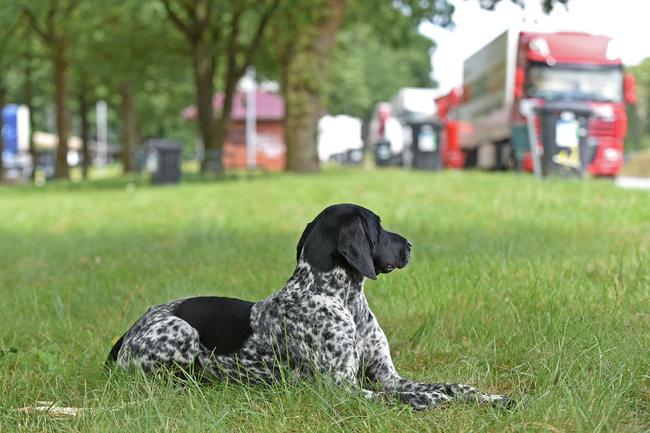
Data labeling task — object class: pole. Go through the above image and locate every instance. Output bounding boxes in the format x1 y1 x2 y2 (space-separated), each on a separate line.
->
96 100 108 167
245 67 257 171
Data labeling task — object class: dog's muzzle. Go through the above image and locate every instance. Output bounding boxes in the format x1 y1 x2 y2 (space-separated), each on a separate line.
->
398 239 412 268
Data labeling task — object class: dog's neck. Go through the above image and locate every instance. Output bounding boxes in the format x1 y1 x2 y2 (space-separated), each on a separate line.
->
289 259 365 305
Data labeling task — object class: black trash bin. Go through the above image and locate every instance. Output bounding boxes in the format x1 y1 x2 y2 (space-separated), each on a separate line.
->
535 102 593 177
408 121 442 170
374 139 394 167
146 140 182 185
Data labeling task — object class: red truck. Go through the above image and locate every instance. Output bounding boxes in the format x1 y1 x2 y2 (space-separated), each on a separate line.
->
445 29 636 176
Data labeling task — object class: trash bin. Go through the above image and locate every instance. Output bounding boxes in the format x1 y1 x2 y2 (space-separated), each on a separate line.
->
407 121 442 170
374 139 394 167
145 139 182 185
535 102 593 177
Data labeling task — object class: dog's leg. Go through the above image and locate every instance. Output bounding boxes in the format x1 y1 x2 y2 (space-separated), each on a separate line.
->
322 337 387 403
384 379 514 410
117 315 201 372
359 311 514 410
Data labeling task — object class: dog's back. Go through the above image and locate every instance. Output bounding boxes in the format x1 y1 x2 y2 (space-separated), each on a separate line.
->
105 296 255 369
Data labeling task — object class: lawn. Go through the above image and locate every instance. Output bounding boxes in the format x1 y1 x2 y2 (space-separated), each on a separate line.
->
1 169 648 432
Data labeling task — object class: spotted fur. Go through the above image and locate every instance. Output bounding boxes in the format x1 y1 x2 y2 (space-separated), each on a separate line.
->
109 204 514 410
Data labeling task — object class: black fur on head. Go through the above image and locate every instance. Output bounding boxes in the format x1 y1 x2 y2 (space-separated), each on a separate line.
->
296 204 411 280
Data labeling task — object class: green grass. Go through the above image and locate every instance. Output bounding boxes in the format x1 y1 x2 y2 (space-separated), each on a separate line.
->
1 169 649 432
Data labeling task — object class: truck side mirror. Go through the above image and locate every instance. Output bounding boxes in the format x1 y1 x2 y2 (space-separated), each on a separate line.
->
515 67 525 99
450 87 461 106
624 72 637 105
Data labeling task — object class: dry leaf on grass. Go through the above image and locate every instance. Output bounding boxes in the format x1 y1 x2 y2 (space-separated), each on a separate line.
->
14 401 85 417
14 398 147 417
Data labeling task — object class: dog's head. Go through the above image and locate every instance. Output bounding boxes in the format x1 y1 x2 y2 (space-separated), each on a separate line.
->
296 204 411 280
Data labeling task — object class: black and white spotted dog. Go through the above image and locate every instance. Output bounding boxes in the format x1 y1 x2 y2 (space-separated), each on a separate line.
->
107 204 514 410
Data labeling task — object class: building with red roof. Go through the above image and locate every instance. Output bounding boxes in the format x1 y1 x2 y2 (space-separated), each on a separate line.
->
183 89 286 171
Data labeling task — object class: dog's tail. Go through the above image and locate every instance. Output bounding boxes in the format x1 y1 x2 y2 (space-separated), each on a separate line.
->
104 333 125 368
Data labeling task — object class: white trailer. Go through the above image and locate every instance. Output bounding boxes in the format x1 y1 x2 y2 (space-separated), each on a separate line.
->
455 29 519 168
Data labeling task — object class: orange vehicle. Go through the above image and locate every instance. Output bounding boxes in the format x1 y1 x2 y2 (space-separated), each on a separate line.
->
435 89 465 169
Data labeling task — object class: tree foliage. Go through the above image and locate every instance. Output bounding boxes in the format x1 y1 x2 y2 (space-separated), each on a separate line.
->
161 0 280 173
1 0 462 178
80 0 193 172
479 0 569 13
272 0 454 172
627 59 650 150
1 0 584 182
0 5 23 180
324 24 435 120
22 0 87 179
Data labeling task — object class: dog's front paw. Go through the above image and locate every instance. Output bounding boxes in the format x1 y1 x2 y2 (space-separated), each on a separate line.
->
483 394 517 410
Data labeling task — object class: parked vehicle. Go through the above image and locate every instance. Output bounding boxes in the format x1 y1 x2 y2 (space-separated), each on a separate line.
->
452 29 636 176
369 88 439 167
435 89 465 169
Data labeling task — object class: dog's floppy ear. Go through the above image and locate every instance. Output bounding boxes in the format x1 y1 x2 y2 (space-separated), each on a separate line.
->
296 222 313 262
337 216 376 280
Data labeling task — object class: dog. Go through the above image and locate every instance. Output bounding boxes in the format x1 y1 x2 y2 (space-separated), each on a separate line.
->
106 204 514 410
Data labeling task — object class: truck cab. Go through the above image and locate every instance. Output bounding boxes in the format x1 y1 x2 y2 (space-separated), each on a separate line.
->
515 31 634 176
455 29 635 176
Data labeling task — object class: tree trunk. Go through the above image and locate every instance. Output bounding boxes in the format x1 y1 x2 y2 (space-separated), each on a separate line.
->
191 38 217 174
283 0 347 172
0 85 5 181
213 73 237 153
284 68 321 172
78 80 91 179
119 79 137 173
52 42 70 179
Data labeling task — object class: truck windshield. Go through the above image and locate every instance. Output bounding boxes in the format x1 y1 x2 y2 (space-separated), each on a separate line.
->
527 64 623 102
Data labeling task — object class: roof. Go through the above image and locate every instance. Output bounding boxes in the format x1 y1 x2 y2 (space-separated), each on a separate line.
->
182 90 285 121
521 31 620 65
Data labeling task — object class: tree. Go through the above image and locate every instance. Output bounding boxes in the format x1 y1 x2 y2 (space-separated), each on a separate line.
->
274 0 571 173
68 4 101 179
84 1 170 174
627 59 650 150
67 1 194 176
273 0 453 172
23 0 84 179
479 0 569 13
161 0 280 174
324 24 436 120
273 0 347 173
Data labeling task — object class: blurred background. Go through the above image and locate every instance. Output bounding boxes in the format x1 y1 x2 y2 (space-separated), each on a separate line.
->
2 4 649 430
0 0 649 185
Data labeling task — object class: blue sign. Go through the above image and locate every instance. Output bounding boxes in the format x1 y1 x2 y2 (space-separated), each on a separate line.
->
2 104 19 154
